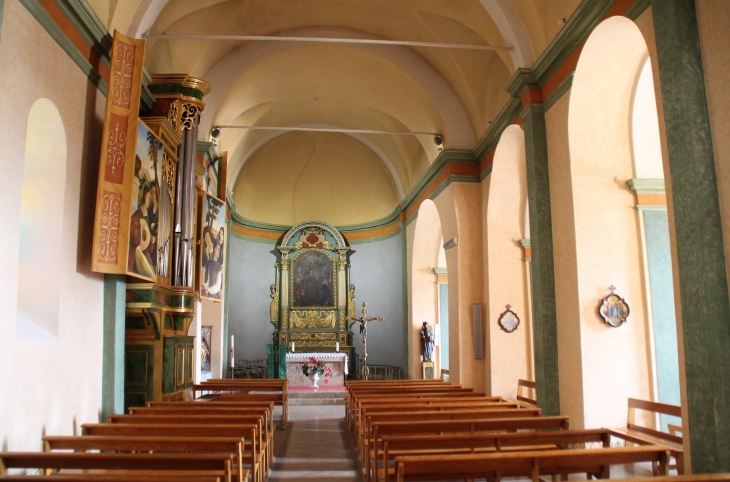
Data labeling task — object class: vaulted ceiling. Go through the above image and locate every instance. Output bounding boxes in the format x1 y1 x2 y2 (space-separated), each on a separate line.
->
88 0 581 226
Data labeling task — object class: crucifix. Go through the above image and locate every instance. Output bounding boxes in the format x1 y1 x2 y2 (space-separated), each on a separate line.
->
346 301 384 370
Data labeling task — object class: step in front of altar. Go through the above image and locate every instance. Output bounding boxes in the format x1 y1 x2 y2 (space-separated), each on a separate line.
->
289 388 346 405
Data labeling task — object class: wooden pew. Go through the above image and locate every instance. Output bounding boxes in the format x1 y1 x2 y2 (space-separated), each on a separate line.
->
43 436 246 482
360 408 543 475
0 475 224 482
196 392 288 429
0 453 236 482
373 428 612 482
128 406 273 471
103 417 263 482
80 425 256 482
516 378 537 406
607 398 684 474
354 400 522 442
348 392 499 430
393 445 671 482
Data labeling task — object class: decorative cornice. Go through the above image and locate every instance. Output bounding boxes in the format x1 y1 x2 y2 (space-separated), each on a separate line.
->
625 0 651 20
519 239 531 250
506 68 538 98
433 268 448 276
473 96 523 163
148 74 212 100
530 0 616 89
626 178 666 195
19 0 156 111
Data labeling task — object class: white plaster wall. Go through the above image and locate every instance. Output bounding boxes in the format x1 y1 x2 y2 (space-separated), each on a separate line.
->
0 1 105 450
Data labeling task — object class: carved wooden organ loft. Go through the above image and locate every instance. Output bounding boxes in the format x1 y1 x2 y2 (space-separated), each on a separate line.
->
89 32 222 409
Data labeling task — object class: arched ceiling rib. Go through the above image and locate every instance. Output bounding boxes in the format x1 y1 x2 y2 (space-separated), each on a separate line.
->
102 0 583 226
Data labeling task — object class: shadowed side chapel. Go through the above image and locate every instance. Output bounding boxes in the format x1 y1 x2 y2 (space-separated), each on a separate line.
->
2 0 730 479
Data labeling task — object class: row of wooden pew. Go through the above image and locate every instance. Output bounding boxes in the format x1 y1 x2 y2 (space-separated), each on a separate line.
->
0 378 288 482
346 379 690 482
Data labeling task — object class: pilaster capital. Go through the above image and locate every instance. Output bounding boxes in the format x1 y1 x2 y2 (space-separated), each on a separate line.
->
506 67 538 98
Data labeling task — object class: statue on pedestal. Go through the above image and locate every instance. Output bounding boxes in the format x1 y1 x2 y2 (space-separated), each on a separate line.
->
269 284 279 322
420 322 435 362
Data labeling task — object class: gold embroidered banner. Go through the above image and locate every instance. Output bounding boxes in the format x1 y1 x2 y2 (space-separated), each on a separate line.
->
91 31 146 275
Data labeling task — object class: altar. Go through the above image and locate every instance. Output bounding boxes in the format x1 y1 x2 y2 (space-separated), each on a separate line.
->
286 352 348 387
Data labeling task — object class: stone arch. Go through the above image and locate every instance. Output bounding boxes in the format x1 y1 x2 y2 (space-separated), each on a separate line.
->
16 98 67 340
483 124 532 398
560 16 658 429
409 199 445 378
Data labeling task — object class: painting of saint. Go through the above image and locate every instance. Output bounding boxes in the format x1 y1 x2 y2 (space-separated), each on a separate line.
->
127 121 163 281
292 251 335 308
201 326 212 373
200 193 226 301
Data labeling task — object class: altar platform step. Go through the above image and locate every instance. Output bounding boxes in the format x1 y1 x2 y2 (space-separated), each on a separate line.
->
289 387 346 405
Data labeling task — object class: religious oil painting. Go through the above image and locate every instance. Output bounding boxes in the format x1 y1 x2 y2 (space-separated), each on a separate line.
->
292 251 335 308
127 121 163 282
201 326 212 373
200 193 226 302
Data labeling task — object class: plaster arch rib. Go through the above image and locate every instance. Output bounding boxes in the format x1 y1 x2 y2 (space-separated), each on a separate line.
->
477 0 535 68
198 27 475 150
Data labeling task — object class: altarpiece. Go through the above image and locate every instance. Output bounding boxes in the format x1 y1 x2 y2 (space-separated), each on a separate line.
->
270 221 355 375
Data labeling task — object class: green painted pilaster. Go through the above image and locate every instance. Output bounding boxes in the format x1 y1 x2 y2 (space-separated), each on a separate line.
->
101 274 125 420
522 102 560 417
652 0 730 472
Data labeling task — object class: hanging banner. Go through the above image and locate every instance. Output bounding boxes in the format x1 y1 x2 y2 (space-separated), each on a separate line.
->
91 31 146 275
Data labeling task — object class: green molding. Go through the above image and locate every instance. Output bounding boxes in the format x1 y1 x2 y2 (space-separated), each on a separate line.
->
20 0 106 92
506 67 538 98
433 268 448 276
0 0 5 47
625 0 651 20
398 150 477 210
530 0 616 89
519 239 531 250
55 0 111 66
21 0 155 110
626 178 666 195
473 96 523 161
148 83 205 101
347 228 402 245
544 72 575 112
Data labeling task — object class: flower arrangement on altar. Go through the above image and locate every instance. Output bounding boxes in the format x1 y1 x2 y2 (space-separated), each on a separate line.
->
301 357 332 378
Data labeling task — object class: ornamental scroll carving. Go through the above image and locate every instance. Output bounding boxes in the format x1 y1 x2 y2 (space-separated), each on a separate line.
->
97 191 121 264
104 113 128 184
290 311 336 329
112 41 135 108
181 103 200 130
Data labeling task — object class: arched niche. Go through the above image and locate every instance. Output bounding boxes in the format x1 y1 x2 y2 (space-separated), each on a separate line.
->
16 98 67 340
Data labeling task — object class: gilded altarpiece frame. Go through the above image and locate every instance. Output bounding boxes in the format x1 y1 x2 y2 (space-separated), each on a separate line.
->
271 222 352 360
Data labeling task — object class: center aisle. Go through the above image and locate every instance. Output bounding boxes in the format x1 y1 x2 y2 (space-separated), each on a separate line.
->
268 405 364 482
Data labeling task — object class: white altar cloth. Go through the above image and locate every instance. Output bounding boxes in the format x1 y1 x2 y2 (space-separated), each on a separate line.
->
286 352 348 387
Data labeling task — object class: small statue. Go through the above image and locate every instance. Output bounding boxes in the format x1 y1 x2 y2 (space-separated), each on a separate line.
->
347 284 356 319
269 284 279 322
420 322 435 362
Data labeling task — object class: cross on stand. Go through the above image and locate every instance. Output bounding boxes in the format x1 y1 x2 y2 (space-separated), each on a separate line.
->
346 302 384 379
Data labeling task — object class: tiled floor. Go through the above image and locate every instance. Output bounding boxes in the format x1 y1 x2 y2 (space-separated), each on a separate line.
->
269 405 363 481
266 406 657 482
